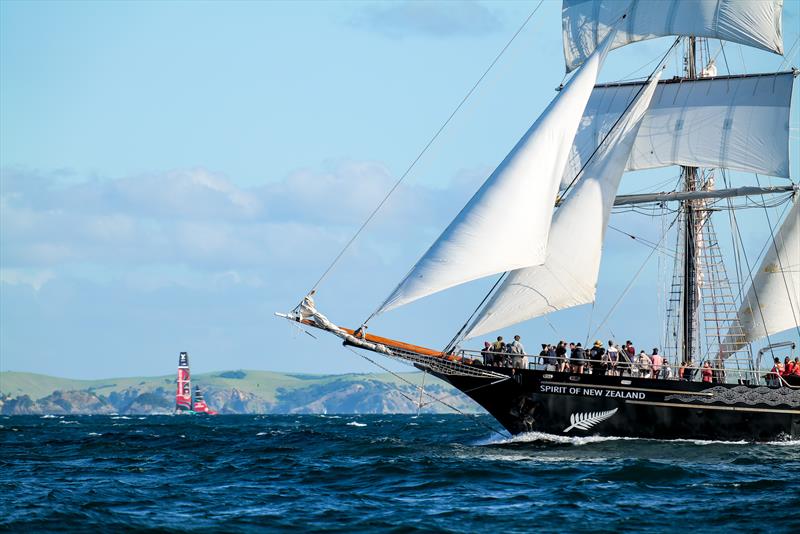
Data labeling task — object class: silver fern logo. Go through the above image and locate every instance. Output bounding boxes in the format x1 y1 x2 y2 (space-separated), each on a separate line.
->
563 408 618 433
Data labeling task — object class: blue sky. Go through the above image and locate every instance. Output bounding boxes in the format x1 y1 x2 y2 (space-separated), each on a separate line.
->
1 0 798 379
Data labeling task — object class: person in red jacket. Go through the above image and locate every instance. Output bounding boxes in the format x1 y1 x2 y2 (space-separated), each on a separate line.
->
793 357 800 376
781 357 792 376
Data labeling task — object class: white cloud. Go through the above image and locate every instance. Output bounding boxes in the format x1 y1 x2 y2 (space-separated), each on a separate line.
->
0 162 485 280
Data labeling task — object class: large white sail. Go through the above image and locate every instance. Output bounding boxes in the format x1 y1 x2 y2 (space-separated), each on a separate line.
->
562 72 794 188
375 32 617 315
464 70 661 340
731 197 800 348
562 0 783 72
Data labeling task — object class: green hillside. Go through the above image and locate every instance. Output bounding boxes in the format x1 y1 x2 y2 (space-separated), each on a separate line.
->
0 370 437 403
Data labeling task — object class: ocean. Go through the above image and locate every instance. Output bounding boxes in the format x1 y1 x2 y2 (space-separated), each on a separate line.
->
2 414 798 532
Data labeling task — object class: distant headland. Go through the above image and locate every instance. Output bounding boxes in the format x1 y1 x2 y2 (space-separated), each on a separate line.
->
0 370 480 415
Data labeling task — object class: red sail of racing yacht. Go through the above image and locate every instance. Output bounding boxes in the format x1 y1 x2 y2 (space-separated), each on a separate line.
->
175 352 192 412
192 386 217 415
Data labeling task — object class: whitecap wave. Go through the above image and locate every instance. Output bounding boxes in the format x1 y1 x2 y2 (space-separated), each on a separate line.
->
346 421 367 427
40 414 58 419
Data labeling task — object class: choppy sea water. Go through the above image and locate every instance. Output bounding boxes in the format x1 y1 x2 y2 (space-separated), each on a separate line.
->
2 414 799 532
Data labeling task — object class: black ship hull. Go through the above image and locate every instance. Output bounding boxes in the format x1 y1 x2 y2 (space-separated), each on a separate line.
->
434 368 800 441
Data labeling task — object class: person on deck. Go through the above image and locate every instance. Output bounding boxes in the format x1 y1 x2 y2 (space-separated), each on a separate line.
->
651 349 663 379
766 357 783 386
546 344 558 371
572 343 585 374
539 344 549 368
607 341 619 376
556 341 568 372
590 340 606 375
481 342 493 366
625 340 636 362
492 336 505 367
510 335 526 369
793 357 800 376
702 361 713 383
683 359 697 381
782 357 793 376
637 350 652 378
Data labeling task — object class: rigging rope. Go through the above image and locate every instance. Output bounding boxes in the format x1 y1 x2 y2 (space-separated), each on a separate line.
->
305 1 545 296
341 344 508 438
443 272 507 353
754 174 800 338
728 195 774 349
559 37 681 201
590 213 680 340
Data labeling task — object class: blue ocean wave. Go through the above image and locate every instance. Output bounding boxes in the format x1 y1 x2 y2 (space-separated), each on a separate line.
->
2 414 799 532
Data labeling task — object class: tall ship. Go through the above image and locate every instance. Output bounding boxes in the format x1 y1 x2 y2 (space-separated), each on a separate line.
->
175 352 217 415
279 0 799 441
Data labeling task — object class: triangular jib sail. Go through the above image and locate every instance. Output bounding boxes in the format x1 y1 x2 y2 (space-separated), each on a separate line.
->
562 0 783 72
376 30 618 315
465 69 662 340
729 197 800 349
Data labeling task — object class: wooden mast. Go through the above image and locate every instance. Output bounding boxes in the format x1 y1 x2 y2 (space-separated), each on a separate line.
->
681 36 700 365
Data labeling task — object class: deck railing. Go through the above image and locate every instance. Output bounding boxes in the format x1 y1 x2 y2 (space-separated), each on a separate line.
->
453 348 795 387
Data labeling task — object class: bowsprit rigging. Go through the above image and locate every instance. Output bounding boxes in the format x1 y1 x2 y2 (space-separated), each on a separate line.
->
277 0 799 441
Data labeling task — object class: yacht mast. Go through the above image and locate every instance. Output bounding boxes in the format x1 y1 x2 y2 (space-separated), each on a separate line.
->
681 36 700 364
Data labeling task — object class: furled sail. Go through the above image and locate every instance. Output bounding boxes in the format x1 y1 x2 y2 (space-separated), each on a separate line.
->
374 32 617 315
730 197 800 348
464 70 662 340
562 0 784 72
561 72 794 188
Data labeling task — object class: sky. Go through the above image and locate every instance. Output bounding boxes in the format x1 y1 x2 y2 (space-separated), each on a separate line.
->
1 0 799 379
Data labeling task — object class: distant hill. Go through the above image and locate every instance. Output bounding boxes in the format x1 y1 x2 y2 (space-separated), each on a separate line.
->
0 370 483 415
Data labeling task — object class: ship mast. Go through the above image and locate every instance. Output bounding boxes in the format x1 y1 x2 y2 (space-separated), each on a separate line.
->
680 36 700 364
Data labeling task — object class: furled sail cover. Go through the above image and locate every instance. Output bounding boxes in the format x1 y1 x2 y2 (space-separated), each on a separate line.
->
375 33 617 315
732 197 800 348
561 72 794 189
464 71 661 340
562 0 783 72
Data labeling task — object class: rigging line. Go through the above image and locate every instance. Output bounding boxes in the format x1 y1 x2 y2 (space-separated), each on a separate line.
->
342 345 508 438
719 41 731 75
417 376 512 409
728 196 773 350
305 1 545 296
584 300 597 348
591 213 679 340
443 272 508 354
778 33 800 70
560 37 681 201
607 225 677 258
754 174 800 338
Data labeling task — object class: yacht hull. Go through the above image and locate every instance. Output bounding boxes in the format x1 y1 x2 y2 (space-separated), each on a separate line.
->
435 368 800 441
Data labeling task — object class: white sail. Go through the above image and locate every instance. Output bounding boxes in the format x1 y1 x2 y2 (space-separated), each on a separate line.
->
732 197 800 347
563 0 783 72
464 71 662 340
562 72 794 188
374 32 617 315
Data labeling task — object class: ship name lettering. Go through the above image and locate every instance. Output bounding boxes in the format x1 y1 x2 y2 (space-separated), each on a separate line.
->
540 385 567 394
604 390 645 400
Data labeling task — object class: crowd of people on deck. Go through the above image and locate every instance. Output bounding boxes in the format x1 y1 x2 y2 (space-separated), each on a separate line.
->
766 356 800 385
474 336 755 382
